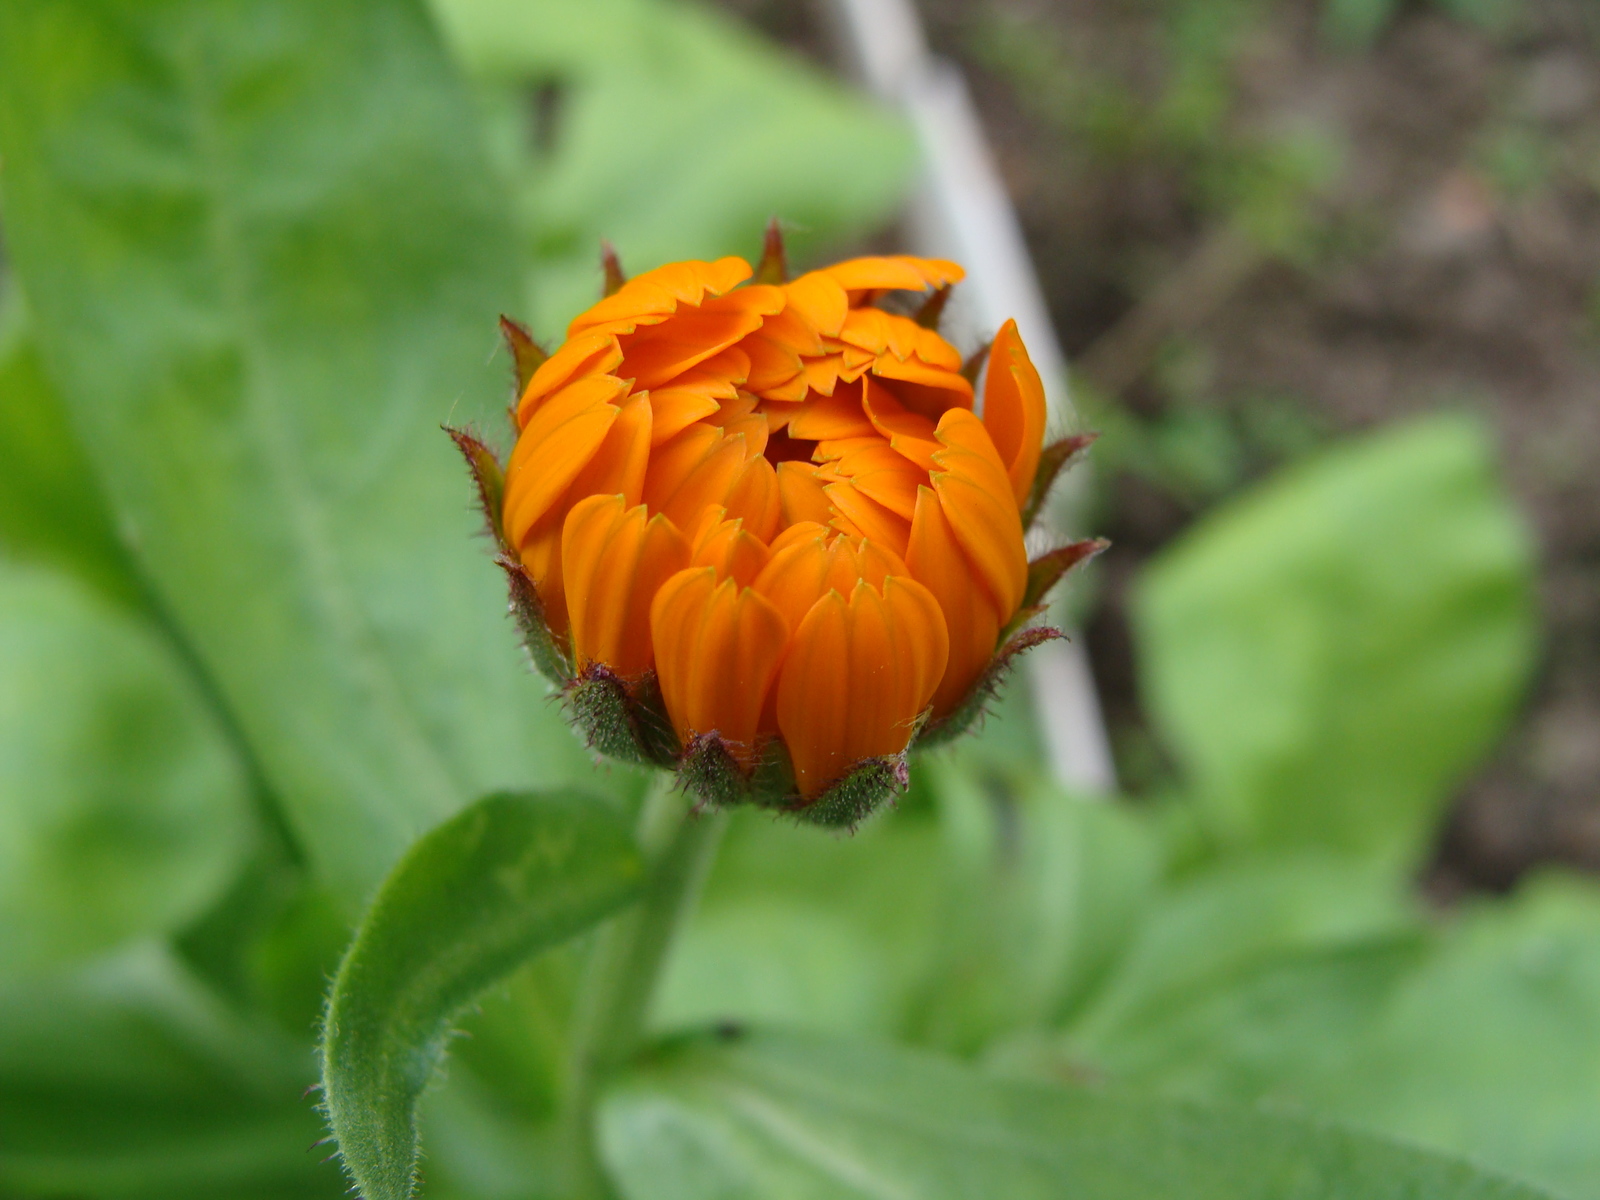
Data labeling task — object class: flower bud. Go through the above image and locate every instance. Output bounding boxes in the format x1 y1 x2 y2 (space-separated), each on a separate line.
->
454 232 1103 825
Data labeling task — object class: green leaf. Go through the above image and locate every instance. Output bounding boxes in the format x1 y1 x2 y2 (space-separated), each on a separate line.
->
673 805 950 1041
320 788 645 1200
1132 414 1537 868
1052 854 1427 1104
911 767 1166 1052
656 899 895 1038
0 560 251 974
598 1029 1558 1200
430 0 915 334
1310 873 1600 1200
0 943 343 1199
1320 0 1402 47
0 0 609 906
0 327 146 610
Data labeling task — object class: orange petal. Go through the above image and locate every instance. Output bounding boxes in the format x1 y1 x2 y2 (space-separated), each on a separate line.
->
870 355 974 416
518 515 569 640
861 376 940 471
822 255 966 296
782 271 850 339
645 428 750 531
569 257 753 338
723 454 781 543
619 290 778 390
775 577 947 799
828 440 924 520
503 375 627 548
751 531 831 632
651 570 789 762
776 461 835 527
786 379 876 441
906 484 1002 714
562 496 690 678
561 395 652 508
882 575 950 727
517 332 623 426
982 319 1048 509
930 409 1028 617
823 479 911 558
691 513 772 589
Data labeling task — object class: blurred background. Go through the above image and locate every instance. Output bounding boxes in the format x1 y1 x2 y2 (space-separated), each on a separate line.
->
1 0 1598 1197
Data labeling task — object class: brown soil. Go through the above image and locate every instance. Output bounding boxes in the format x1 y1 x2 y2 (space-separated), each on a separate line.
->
724 0 1600 895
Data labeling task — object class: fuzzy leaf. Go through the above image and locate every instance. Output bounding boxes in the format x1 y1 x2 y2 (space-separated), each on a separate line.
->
320 789 644 1200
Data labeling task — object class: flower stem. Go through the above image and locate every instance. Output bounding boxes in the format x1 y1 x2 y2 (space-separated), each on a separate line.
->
562 780 728 1198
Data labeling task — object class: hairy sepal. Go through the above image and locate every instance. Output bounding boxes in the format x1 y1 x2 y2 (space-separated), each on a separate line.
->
497 315 547 401
566 664 680 769
799 754 911 829
495 554 572 684
446 424 509 550
916 625 1064 750
1023 537 1109 614
1023 432 1098 531
677 732 794 809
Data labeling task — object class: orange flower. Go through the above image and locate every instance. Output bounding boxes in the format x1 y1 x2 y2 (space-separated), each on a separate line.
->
457 228 1102 823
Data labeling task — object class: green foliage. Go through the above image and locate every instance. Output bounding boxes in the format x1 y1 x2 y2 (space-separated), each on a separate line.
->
321 789 644 1200
430 0 915 336
1311 874 1600 1200
0 560 251 975
0 943 343 1199
0 0 605 906
1133 414 1537 867
598 1029 1557 1200
0 329 146 610
1322 0 1521 48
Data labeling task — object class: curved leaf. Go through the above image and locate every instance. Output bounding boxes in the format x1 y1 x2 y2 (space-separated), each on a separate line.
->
1133 415 1537 868
0 561 251 974
599 1029 1558 1200
0 0 607 906
321 789 644 1200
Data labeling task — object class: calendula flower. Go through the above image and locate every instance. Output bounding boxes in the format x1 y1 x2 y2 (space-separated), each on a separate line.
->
453 227 1102 825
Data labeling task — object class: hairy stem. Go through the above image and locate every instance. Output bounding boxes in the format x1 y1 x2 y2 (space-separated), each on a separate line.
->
562 781 728 1198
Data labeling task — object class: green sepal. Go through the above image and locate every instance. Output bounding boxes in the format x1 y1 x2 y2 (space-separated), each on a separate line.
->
960 340 992 387
445 424 509 551
602 241 627 296
796 753 911 829
567 663 680 769
1023 432 1097 531
1022 537 1109 614
914 283 953 330
495 552 573 684
917 625 1063 750
497 315 547 400
676 732 797 811
754 218 788 285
